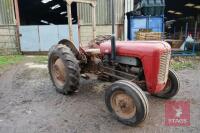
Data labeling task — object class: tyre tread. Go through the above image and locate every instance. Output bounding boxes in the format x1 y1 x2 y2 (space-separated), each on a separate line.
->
48 44 80 94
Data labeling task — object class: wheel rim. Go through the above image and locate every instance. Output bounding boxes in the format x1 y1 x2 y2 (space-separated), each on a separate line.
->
111 90 136 119
51 57 66 87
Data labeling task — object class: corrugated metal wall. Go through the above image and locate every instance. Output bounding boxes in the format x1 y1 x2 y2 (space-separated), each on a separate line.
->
115 0 124 24
0 0 15 25
78 0 125 25
0 0 18 55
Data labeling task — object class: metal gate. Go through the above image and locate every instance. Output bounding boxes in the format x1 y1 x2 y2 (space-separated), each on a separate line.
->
19 24 79 52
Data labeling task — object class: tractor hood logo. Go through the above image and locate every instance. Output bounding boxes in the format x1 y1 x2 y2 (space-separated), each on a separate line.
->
165 100 190 126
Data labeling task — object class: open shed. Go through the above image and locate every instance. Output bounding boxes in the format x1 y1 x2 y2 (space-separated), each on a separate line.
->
0 0 199 54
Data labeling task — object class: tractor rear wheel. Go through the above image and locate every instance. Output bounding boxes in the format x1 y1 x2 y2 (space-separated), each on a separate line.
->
48 44 80 95
154 69 180 99
105 80 149 126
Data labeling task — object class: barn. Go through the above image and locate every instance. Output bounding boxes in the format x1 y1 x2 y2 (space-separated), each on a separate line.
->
0 0 199 54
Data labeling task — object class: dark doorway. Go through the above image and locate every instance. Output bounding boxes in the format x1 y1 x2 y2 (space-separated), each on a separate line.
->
18 0 77 25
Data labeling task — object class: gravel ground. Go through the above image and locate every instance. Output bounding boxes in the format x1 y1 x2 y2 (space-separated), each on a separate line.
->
0 59 199 133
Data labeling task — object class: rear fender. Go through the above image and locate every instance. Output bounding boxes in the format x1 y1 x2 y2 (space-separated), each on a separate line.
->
58 39 81 59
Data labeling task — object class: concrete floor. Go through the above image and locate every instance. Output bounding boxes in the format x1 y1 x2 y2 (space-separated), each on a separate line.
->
0 59 199 133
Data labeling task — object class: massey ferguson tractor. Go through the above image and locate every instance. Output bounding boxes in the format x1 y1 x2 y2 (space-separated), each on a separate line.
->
48 0 180 126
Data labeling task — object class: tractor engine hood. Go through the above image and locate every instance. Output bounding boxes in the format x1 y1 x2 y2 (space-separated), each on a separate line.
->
100 41 171 58
100 41 171 94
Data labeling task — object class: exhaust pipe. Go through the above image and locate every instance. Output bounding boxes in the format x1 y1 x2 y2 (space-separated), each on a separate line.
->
111 0 116 61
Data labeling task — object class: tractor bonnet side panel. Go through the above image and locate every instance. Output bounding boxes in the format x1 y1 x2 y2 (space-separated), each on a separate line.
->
100 41 171 94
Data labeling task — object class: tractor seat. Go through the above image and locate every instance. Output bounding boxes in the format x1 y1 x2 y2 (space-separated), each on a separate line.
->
84 48 101 55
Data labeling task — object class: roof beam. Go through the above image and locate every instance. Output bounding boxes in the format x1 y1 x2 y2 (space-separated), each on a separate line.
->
66 0 96 6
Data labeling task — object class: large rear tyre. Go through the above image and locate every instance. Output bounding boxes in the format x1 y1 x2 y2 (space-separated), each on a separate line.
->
48 44 80 95
105 80 149 126
154 69 180 99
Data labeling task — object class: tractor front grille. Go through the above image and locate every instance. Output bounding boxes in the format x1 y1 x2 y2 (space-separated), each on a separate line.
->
158 51 171 83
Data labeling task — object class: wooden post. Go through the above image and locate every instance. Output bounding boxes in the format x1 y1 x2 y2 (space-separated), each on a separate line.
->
78 16 82 46
185 22 188 39
67 1 74 42
194 21 198 40
13 0 21 53
13 0 20 26
66 0 97 42
91 3 96 40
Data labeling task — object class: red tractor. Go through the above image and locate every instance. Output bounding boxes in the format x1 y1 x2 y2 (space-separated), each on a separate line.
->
48 0 180 126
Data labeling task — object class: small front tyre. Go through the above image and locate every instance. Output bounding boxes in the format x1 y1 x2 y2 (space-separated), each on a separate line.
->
154 69 180 99
105 80 149 126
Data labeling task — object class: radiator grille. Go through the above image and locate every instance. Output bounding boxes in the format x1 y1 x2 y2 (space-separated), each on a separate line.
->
158 51 171 83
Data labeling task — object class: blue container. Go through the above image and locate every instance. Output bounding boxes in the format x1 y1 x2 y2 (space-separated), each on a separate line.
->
128 16 164 40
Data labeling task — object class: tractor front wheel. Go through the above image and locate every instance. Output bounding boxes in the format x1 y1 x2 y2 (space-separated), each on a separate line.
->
48 44 80 95
105 80 149 126
154 69 180 99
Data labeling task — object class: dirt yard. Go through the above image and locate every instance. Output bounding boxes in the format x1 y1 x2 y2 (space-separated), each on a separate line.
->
0 56 199 133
